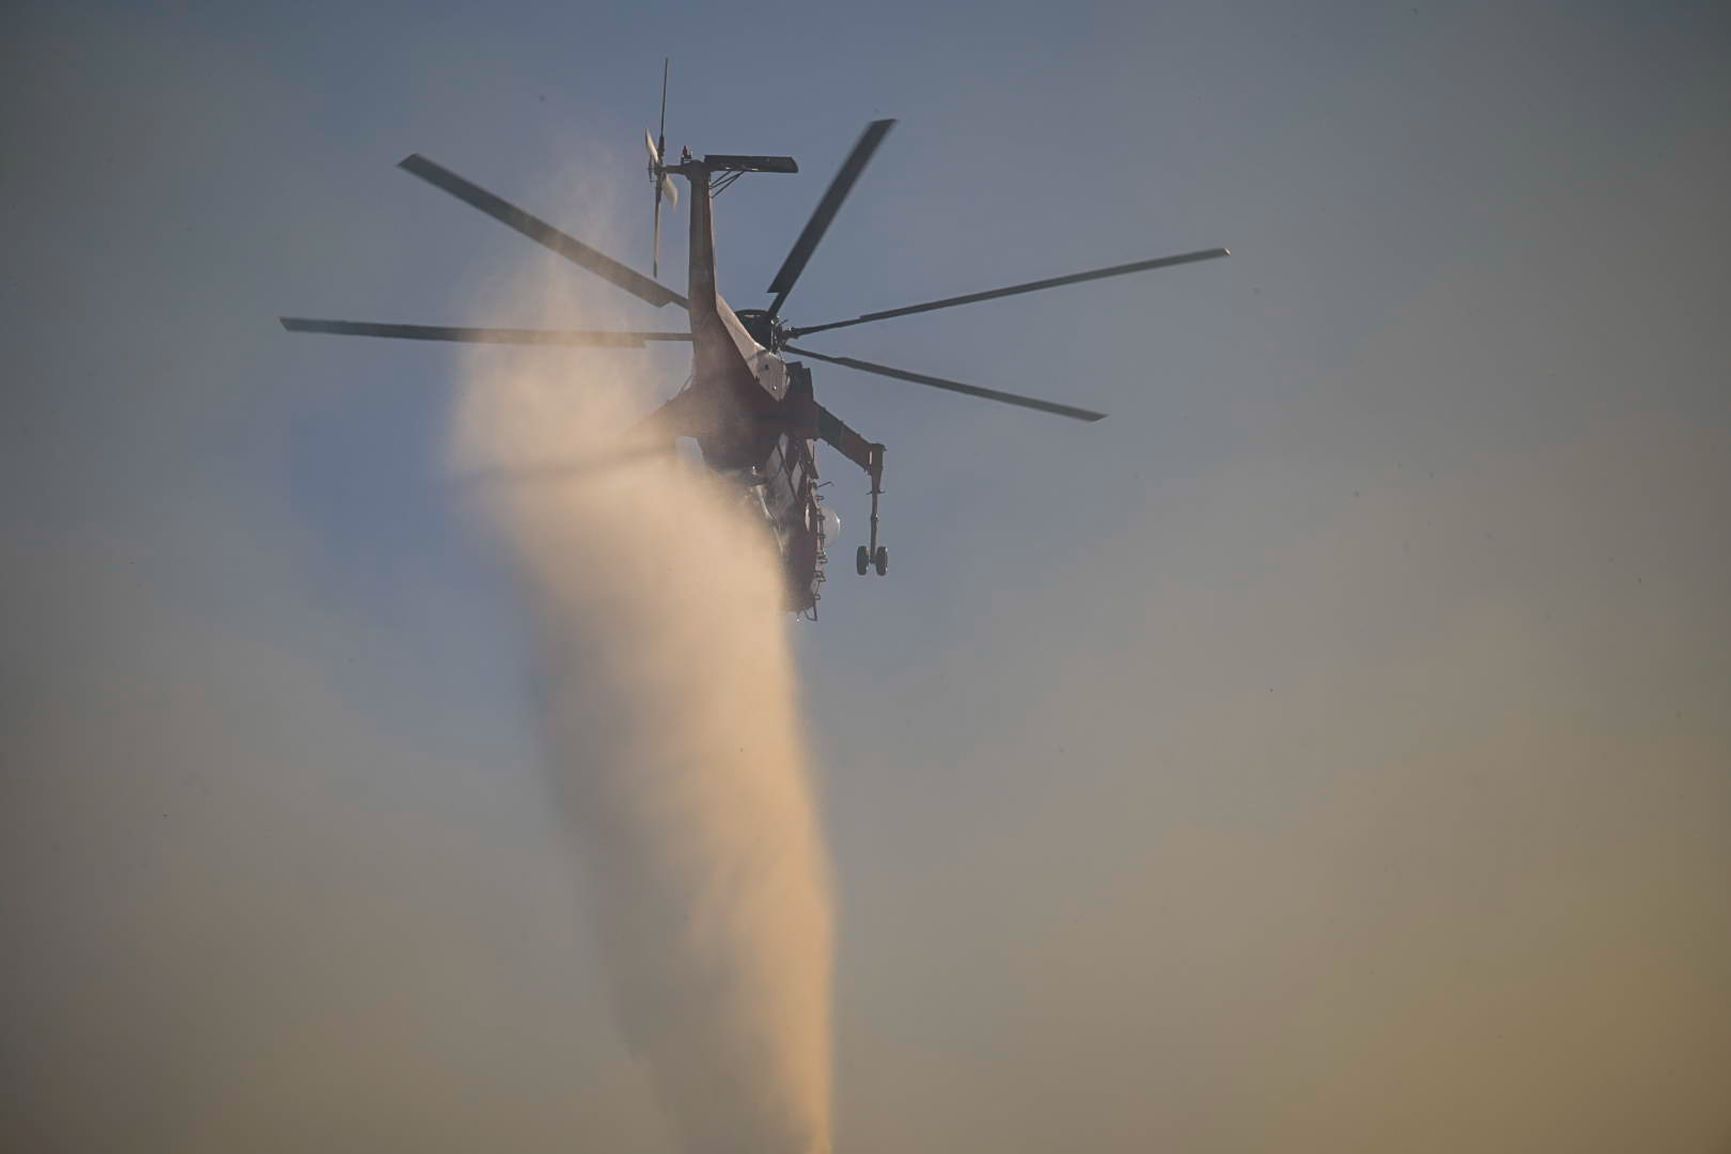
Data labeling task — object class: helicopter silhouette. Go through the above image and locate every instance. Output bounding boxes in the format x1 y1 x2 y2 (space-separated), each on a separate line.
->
282 65 1228 616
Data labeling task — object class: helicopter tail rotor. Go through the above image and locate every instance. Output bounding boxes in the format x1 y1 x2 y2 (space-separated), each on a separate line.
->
646 58 679 277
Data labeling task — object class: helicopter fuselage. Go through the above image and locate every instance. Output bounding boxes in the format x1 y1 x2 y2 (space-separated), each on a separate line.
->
282 115 1196 617
663 157 839 614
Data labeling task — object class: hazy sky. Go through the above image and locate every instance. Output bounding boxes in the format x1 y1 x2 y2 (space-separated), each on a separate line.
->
5 2 1729 1151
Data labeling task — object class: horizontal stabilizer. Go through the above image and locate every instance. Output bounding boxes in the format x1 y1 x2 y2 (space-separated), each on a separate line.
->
703 154 799 174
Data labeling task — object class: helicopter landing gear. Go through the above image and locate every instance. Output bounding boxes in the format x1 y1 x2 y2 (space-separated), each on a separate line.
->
857 445 887 577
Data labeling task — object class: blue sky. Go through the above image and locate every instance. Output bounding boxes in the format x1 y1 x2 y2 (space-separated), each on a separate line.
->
5 2 1730 1150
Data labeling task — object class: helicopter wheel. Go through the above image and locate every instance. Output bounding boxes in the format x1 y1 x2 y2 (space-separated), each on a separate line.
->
856 545 870 576
873 545 889 577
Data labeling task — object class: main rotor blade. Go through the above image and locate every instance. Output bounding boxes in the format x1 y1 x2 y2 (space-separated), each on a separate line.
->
398 154 687 309
786 247 1230 338
784 344 1105 422
281 318 692 346
765 119 895 318
455 443 678 488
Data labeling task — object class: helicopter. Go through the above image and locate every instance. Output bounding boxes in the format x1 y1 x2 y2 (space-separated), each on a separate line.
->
282 67 1228 617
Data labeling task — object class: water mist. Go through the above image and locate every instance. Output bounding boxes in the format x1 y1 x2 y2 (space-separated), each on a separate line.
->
453 256 834 1154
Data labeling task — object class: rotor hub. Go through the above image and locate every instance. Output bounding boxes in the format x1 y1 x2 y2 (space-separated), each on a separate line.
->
733 308 786 353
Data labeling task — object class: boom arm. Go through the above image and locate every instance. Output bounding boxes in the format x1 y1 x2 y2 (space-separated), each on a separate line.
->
815 404 882 484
